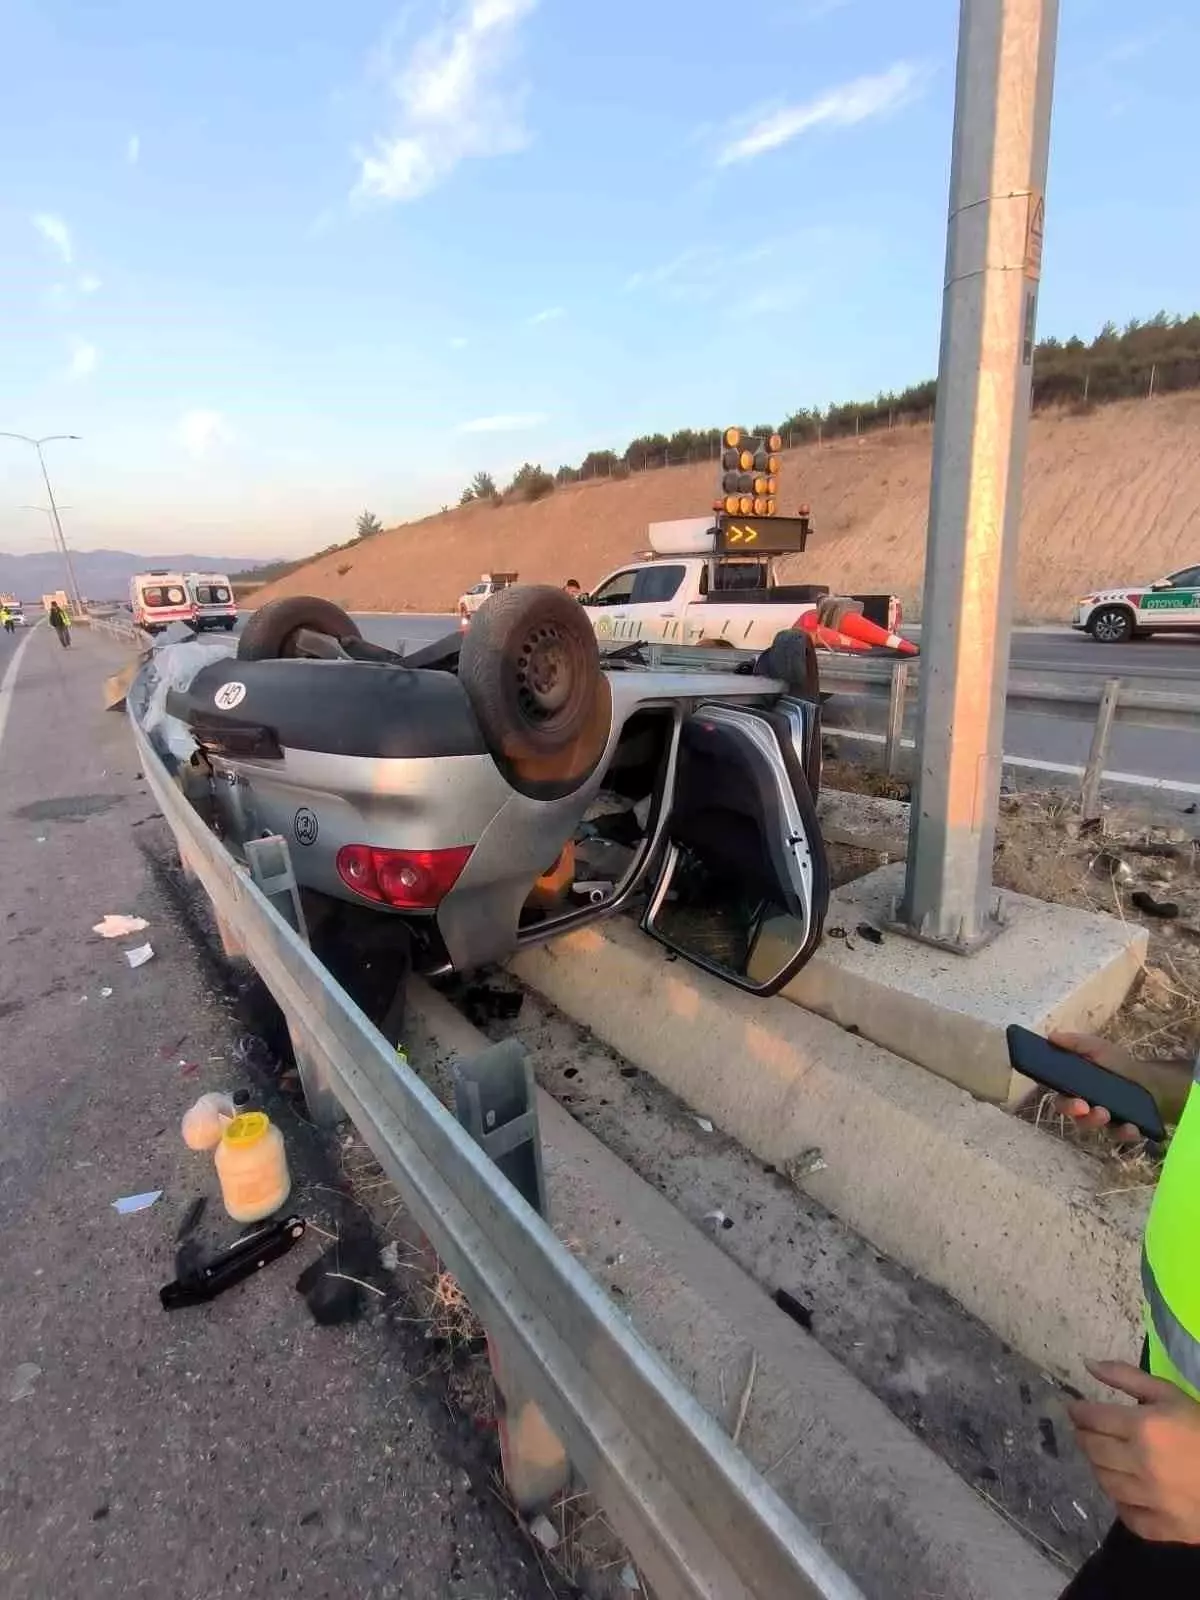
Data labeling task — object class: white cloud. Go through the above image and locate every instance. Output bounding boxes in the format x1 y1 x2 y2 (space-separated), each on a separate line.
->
176 409 230 459
458 412 547 434
66 340 98 381
33 213 73 265
127 133 141 165
78 274 102 295
716 62 925 166
527 306 564 325
354 0 538 204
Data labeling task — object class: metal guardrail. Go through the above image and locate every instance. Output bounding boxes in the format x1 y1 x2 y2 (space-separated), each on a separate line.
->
125 691 862 1600
640 642 1200 813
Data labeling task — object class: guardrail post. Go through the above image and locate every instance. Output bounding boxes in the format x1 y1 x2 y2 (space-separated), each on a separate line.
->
452 1038 566 1509
1080 678 1121 824
884 660 910 777
288 1022 343 1127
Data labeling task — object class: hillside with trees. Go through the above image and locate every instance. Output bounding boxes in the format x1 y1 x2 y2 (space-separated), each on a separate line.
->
250 385 1200 623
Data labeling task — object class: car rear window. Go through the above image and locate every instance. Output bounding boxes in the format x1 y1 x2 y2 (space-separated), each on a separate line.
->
194 584 231 605
142 585 187 608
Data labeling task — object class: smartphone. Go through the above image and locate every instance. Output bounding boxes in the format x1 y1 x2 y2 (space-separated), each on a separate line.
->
1005 1024 1165 1141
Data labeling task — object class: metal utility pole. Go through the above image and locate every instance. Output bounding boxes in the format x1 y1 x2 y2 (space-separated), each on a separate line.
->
899 0 1059 950
0 432 86 616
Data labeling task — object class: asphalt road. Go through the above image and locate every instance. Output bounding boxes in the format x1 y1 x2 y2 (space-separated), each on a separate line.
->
0 623 550 1600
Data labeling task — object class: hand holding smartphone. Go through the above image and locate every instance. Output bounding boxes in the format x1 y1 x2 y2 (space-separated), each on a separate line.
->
1006 1024 1165 1142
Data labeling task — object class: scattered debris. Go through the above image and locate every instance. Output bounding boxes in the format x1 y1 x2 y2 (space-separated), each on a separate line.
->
296 1232 379 1326
692 1116 715 1134
703 1209 734 1231
782 1146 827 1184
1131 891 1179 920
1038 1417 1060 1459
461 984 524 1025
618 1563 642 1592
112 1190 162 1215
774 1288 815 1332
99 987 113 999
9 1363 41 1402
528 1514 560 1552
92 914 148 939
855 922 884 945
1089 851 1132 884
732 1351 758 1446
123 942 155 968
380 1240 401 1272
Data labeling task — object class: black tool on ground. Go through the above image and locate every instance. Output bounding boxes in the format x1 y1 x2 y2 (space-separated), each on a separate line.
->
160 1215 307 1310
1005 1024 1166 1142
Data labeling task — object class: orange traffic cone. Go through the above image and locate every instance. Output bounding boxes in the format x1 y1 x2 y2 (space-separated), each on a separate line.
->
833 609 918 655
796 611 871 652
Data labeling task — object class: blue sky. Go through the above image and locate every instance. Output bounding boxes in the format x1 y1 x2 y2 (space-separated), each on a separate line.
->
1 0 1197 557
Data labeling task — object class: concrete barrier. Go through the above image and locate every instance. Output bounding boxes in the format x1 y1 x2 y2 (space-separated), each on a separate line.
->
511 917 1147 1392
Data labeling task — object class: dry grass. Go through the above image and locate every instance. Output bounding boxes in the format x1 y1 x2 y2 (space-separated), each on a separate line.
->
250 392 1200 620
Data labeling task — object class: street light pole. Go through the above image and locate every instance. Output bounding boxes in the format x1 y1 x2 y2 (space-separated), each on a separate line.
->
899 0 1059 950
0 432 85 616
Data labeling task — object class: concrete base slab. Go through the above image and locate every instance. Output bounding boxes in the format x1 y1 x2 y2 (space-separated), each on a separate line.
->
782 861 1147 1102
511 918 1147 1390
406 985 1063 1600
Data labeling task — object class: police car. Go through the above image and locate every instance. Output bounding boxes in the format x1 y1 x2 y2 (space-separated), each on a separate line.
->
1073 564 1200 644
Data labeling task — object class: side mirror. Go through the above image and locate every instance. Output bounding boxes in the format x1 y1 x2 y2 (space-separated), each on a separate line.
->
1151 578 1173 591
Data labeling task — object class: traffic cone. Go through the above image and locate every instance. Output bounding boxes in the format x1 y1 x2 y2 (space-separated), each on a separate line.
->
796 611 871 652
831 609 918 655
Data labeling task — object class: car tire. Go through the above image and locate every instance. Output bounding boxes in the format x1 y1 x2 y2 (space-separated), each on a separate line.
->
460 585 610 786
237 596 363 660
1089 606 1134 644
754 629 820 701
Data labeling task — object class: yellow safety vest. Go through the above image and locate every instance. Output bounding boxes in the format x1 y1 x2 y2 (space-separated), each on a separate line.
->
1142 1062 1200 1400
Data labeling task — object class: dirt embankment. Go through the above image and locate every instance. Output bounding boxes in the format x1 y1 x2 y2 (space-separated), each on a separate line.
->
253 393 1200 619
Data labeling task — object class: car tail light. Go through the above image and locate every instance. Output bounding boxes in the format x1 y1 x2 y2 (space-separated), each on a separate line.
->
336 844 472 909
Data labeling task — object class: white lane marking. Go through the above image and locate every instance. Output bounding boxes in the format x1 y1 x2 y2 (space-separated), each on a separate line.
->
0 625 41 764
826 727 1200 797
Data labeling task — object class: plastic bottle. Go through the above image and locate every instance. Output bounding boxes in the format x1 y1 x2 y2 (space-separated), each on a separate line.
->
181 1092 237 1151
215 1112 291 1222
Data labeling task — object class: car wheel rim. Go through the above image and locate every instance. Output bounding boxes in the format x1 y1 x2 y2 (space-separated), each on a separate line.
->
516 624 576 723
1095 612 1125 641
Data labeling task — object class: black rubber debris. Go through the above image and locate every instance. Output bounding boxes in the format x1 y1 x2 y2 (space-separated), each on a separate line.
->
856 923 884 945
1131 891 1180 919
774 1288 814 1331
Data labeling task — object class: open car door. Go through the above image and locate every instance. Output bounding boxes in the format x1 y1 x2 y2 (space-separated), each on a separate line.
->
641 701 830 996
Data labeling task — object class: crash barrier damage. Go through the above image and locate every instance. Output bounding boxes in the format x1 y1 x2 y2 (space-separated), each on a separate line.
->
126 675 862 1600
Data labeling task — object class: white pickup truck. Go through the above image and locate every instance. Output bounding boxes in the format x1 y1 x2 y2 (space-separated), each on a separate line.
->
583 518 903 652
458 571 518 620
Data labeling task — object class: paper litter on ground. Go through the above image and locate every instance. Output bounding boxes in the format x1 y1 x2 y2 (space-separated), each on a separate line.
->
92 914 148 939
112 1191 162 1215
124 943 155 968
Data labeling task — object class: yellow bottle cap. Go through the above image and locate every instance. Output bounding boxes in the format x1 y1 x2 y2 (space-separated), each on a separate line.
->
223 1111 269 1147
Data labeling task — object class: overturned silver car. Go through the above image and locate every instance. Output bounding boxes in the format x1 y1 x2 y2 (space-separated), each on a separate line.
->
141 586 831 998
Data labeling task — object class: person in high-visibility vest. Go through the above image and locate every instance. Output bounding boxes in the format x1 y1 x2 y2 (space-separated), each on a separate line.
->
1050 1030 1200 1594
1 605 12 636
47 600 71 648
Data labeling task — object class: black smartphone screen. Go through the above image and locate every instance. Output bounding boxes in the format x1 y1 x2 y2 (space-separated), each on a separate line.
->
1005 1025 1165 1141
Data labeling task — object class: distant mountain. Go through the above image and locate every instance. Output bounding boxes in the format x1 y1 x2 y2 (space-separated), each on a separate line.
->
0 549 270 603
